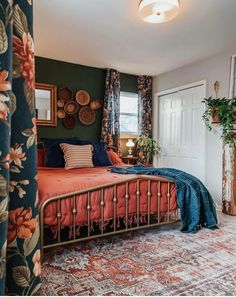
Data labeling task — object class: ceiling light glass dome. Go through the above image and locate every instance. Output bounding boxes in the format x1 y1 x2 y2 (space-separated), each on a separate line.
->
139 0 179 24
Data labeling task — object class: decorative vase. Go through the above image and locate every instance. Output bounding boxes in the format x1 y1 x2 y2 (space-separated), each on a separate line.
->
211 108 220 124
222 135 236 216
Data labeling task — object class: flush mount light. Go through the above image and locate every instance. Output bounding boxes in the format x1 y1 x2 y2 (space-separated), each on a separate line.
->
139 0 179 23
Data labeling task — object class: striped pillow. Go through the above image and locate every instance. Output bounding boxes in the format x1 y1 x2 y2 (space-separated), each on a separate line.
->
60 143 94 169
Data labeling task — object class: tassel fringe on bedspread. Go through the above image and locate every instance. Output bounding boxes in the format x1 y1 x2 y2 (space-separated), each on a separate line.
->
110 165 218 233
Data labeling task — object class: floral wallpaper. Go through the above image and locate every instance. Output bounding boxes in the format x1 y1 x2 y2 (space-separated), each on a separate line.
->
0 0 40 295
101 69 121 152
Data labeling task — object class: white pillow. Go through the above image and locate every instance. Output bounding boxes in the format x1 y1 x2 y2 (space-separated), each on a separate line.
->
60 143 94 169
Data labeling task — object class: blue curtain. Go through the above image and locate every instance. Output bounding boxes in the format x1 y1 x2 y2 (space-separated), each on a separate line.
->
137 75 153 164
0 0 41 295
101 69 121 151
138 75 153 137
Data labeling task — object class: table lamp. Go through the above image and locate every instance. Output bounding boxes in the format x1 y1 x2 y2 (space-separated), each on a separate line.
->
126 139 135 157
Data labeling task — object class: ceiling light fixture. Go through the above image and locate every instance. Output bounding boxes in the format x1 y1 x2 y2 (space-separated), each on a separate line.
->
139 0 179 24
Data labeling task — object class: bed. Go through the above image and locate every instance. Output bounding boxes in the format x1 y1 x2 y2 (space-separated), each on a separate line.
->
38 165 179 259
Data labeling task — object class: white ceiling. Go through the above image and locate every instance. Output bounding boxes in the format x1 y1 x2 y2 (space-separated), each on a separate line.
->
34 0 236 76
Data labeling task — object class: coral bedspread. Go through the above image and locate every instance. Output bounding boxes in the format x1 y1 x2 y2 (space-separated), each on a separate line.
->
38 167 177 227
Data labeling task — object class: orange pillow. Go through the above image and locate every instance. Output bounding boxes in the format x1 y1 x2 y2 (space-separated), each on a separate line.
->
108 150 123 165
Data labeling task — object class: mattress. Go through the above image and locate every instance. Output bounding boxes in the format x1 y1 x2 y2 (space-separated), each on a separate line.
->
38 167 177 227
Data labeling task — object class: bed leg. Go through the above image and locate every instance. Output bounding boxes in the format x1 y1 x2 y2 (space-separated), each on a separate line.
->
40 207 44 263
137 180 140 227
57 200 62 243
101 189 104 234
147 180 151 225
113 185 117 232
72 195 77 240
158 181 161 224
125 182 129 229
87 192 91 237
167 182 171 222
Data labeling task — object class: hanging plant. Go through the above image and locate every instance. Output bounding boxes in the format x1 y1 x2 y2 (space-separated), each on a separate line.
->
202 97 236 147
136 135 160 165
202 97 229 129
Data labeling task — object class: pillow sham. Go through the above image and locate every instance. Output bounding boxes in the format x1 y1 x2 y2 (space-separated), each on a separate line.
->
77 140 112 166
43 138 77 167
107 150 123 165
60 143 94 170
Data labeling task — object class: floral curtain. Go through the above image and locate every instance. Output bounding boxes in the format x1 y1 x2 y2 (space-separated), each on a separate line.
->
0 0 40 295
101 69 121 151
137 75 153 164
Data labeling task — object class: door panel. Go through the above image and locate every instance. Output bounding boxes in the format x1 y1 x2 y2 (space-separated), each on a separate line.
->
158 85 205 182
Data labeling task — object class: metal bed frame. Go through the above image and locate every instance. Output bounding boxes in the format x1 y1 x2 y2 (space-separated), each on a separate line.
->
39 174 179 260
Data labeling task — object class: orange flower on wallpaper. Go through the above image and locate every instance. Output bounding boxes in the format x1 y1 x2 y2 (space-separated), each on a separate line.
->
0 94 10 121
32 117 37 135
0 70 11 92
13 32 35 89
8 207 37 244
9 144 26 168
32 249 41 277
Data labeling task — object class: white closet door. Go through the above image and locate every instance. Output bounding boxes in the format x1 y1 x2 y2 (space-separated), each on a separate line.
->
158 85 206 182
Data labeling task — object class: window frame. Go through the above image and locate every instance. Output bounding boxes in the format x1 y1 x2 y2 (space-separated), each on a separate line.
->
120 91 139 138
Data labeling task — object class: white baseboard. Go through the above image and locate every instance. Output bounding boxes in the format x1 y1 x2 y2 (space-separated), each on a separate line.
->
215 203 222 212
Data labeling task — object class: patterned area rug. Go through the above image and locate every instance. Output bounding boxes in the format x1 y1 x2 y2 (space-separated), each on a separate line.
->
40 213 236 296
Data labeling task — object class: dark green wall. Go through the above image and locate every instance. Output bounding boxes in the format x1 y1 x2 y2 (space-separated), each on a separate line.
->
36 57 138 141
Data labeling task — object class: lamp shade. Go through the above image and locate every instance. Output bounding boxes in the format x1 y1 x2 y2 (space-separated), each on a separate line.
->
126 139 135 148
139 0 179 23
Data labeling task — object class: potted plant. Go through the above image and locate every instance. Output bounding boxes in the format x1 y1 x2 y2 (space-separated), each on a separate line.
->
219 98 236 146
136 135 160 165
202 97 229 129
202 97 236 146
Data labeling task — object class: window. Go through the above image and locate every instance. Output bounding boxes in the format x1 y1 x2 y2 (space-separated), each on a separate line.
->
120 92 139 136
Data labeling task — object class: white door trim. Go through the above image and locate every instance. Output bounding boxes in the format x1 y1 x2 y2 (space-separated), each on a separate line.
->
157 80 206 97
153 80 207 182
229 55 236 99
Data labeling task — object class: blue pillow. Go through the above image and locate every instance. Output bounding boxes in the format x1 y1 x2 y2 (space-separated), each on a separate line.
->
77 140 112 166
44 138 77 167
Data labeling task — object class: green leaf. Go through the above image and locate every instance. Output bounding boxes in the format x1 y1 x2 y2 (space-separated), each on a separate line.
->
12 266 30 288
0 259 6 279
0 20 8 54
30 283 41 296
1 241 7 259
0 196 8 223
10 165 20 173
24 81 35 114
0 175 7 197
26 134 35 149
22 129 34 137
0 211 8 223
23 219 39 257
0 197 8 213
13 54 21 79
13 4 28 37
9 92 17 115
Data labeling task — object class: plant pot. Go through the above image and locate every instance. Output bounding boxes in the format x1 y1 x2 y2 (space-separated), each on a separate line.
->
211 108 220 124
233 108 236 122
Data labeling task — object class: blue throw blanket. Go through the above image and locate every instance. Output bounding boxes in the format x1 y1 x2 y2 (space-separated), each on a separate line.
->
110 165 218 233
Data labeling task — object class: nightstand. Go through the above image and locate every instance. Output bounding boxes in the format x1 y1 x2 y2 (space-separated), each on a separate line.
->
121 156 138 165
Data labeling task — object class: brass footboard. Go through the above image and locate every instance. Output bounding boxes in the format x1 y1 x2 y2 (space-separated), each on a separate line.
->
39 175 179 260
